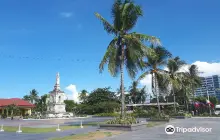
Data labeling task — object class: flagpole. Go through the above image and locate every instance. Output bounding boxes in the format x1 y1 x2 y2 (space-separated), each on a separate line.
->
207 88 211 116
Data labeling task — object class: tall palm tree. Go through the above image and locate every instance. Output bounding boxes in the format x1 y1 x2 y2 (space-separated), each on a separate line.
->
79 90 88 103
185 65 202 103
29 89 39 104
165 56 186 113
180 74 192 112
138 46 172 114
139 86 147 103
96 0 160 118
129 81 139 104
23 95 31 101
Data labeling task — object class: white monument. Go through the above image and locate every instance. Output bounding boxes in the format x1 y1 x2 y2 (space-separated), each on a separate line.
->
47 73 66 114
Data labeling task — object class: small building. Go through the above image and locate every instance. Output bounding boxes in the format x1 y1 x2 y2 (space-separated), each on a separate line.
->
0 98 35 116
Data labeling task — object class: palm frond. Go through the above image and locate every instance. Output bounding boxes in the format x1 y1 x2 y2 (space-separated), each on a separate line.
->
137 71 151 82
111 0 123 31
95 13 117 35
129 32 161 46
99 38 118 73
121 1 143 31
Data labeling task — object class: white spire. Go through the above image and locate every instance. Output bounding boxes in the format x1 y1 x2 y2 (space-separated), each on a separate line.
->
56 72 60 85
54 72 60 90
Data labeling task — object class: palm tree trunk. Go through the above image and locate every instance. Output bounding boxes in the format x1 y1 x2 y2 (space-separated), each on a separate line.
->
185 89 189 112
172 86 176 113
154 73 161 115
120 45 125 119
192 85 195 112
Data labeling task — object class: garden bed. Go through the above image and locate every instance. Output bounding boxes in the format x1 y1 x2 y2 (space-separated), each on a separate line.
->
170 116 191 119
99 122 147 131
147 118 170 122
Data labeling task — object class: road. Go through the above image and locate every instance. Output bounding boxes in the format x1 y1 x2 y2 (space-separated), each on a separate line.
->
104 118 220 140
1 117 220 140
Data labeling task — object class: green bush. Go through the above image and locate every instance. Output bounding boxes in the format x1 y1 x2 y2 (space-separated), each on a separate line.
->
106 115 137 125
199 112 209 116
169 112 185 116
184 113 192 117
150 114 169 120
131 108 157 118
94 113 120 117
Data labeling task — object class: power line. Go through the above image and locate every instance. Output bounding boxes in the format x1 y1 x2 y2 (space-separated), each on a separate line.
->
0 52 100 63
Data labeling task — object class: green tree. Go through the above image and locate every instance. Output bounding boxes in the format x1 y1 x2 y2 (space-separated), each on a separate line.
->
23 95 31 101
138 46 171 114
165 56 186 112
185 65 202 103
128 81 147 104
129 81 139 104
36 94 48 115
96 0 160 118
29 89 39 104
79 89 88 103
64 100 77 112
86 87 119 105
5 104 20 118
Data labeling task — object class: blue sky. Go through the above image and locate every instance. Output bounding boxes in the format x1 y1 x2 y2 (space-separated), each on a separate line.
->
0 0 220 98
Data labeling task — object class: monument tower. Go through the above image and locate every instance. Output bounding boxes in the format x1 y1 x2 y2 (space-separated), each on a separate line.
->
47 73 66 114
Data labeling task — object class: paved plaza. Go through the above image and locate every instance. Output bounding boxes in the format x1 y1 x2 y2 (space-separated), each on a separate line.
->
105 118 220 140
1 118 220 140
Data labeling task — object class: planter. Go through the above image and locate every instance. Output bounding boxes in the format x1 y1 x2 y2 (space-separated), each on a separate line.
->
171 116 192 119
99 122 147 131
171 116 186 119
147 119 170 122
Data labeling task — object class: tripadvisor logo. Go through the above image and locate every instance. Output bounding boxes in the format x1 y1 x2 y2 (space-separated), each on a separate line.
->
165 125 212 134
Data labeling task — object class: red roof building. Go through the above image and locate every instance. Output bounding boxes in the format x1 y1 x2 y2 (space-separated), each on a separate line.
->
0 98 35 116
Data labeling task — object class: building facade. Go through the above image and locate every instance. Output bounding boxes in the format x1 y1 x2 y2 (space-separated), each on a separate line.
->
0 98 35 116
195 75 220 100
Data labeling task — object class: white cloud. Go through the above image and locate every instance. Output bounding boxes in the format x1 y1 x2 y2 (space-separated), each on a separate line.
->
65 84 79 103
193 61 220 77
60 12 73 18
140 74 152 93
139 61 220 92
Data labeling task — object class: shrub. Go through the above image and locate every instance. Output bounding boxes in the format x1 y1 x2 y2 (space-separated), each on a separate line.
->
184 113 192 117
94 113 120 117
106 115 137 125
199 112 209 116
131 107 157 118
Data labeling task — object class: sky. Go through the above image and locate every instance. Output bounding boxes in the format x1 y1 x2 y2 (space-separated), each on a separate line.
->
0 0 220 101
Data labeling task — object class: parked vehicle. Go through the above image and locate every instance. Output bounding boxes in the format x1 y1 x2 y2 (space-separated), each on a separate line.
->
62 113 71 118
215 105 220 115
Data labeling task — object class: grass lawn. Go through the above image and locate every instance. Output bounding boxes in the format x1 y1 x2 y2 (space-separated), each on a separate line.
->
50 130 122 140
3 125 80 133
146 122 166 127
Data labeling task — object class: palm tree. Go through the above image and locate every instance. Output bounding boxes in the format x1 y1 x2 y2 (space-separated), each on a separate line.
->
37 94 48 115
165 56 186 113
29 89 39 104
129 81 139 104
139 86 147 103
185 65 202 103
138 46 172 114
23 95 31 101
95 0 160 118
79 90 88 103
180 74 192 112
